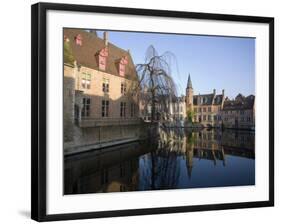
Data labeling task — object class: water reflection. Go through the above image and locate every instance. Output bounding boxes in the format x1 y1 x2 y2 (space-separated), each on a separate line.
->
64 128 255 194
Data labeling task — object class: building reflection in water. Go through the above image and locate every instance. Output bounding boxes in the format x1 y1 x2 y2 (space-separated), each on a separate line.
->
64 128 255 195
64 142 147 194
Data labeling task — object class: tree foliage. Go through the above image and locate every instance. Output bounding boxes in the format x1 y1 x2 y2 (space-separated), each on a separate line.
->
64 41 75 65
187 109 194 123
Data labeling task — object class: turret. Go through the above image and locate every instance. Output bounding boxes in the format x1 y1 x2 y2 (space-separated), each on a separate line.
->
187 73 193 89
186 74 194 114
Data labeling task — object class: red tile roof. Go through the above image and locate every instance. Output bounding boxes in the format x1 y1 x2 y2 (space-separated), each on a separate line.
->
64 28 137 80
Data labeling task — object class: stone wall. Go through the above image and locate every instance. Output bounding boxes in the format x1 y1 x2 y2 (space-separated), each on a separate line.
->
63 64 75 142
64 123 149 155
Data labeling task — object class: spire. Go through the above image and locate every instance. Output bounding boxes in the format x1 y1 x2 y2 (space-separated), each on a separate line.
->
187 73 193 89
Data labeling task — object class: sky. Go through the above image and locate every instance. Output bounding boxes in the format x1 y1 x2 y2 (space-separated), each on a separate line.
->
97 30 255 99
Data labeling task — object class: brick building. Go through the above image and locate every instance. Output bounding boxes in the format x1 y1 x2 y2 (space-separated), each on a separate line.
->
63 28 140 153
186 74 225 127
184 75 254 130
221 94 255 129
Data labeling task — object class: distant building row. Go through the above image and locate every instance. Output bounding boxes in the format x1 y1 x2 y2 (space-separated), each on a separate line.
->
185 75 255 129
141 74 255 130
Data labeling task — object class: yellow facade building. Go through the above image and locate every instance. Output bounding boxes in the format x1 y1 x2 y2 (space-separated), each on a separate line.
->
63 28 140 154
186 75 225 127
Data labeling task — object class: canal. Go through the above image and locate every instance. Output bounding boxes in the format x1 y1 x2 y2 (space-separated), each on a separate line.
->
64 128 255 194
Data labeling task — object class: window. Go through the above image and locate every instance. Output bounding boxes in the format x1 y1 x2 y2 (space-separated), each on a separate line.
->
199 108 202 112
81 97 90 117
203 108 206 112
194 108 197 113
240 110 245 115
193 115 197 121
247 117 251 122
81 73 91 89
203 115 206 121
121 83 127 95
130 103 136 117
174 105 178 113
120 102 126 117
99 56 106 70
120 164 125 177
147 105 151 113
74 34 82 46
100 169 108 185
208 115 212 121
102 78 109 93
119 56 128 76
214 115 217 121
98 48 108 70
102 100 109 117
208 107 211 112
119 64 125 76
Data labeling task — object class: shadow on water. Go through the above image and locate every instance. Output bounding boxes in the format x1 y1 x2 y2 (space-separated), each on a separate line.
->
64 128 255 195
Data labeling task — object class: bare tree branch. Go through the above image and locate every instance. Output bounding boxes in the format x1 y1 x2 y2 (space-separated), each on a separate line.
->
136 45 178 122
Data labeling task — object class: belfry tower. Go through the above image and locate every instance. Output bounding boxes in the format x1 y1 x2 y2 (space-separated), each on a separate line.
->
186 74 194 115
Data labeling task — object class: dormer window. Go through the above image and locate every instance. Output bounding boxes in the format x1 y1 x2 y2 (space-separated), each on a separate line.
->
74 34 82 46
98 47 108 71
119 56 128 76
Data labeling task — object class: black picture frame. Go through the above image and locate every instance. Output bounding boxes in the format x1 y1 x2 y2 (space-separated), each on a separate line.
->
31 2 274 222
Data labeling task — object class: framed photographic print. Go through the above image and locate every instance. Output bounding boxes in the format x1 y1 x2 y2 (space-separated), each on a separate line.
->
31 2 274 222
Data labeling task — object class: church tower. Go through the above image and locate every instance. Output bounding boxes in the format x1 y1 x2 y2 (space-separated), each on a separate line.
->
186 74 194 114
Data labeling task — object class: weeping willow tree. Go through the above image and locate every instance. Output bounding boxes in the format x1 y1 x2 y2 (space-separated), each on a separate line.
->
136 45 177 122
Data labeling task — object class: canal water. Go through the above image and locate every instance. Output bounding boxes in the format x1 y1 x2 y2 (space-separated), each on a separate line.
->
64 128 255 194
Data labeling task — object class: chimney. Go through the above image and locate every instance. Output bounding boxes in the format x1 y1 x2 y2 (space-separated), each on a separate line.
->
222 89 225 95
213 89 216 95
103 31 108 46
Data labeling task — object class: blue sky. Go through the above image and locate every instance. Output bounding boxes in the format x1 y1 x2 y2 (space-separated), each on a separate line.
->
97 30 255 99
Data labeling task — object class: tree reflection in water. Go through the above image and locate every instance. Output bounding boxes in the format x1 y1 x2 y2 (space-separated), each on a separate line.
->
139 142 181 190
